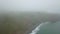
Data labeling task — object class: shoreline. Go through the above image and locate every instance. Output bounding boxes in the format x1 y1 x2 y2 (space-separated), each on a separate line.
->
25 22 41 34
25 22 49 34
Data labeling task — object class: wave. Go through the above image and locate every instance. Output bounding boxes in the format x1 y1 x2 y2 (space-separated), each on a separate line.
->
29 22 49 34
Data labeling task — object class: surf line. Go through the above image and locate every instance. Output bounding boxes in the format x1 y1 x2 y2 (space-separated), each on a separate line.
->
29 22 48 34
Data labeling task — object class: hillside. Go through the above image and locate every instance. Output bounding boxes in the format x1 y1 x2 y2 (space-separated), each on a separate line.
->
0 11 60 34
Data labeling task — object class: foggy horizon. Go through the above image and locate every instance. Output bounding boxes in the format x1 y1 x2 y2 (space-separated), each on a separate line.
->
0 0 60 13
0 0 60 34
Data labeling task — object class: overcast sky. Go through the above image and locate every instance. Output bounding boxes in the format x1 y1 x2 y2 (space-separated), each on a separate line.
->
0 0 60 12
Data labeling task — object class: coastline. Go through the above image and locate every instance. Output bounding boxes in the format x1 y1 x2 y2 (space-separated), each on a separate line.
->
24 22 41 34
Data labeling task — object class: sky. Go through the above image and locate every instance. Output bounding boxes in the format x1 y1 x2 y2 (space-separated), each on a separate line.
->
0 0 60 12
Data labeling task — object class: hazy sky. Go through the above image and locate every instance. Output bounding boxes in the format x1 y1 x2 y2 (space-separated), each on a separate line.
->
0 0 60 12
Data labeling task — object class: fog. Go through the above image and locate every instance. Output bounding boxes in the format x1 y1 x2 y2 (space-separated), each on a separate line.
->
0 0 60 12
0 0 60 34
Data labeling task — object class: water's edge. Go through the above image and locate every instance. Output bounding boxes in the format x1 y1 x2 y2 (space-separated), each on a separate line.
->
29 22 48 34
25 23 41 34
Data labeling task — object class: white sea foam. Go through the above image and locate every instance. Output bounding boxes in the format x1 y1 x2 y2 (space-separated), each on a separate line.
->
29 22 48 34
